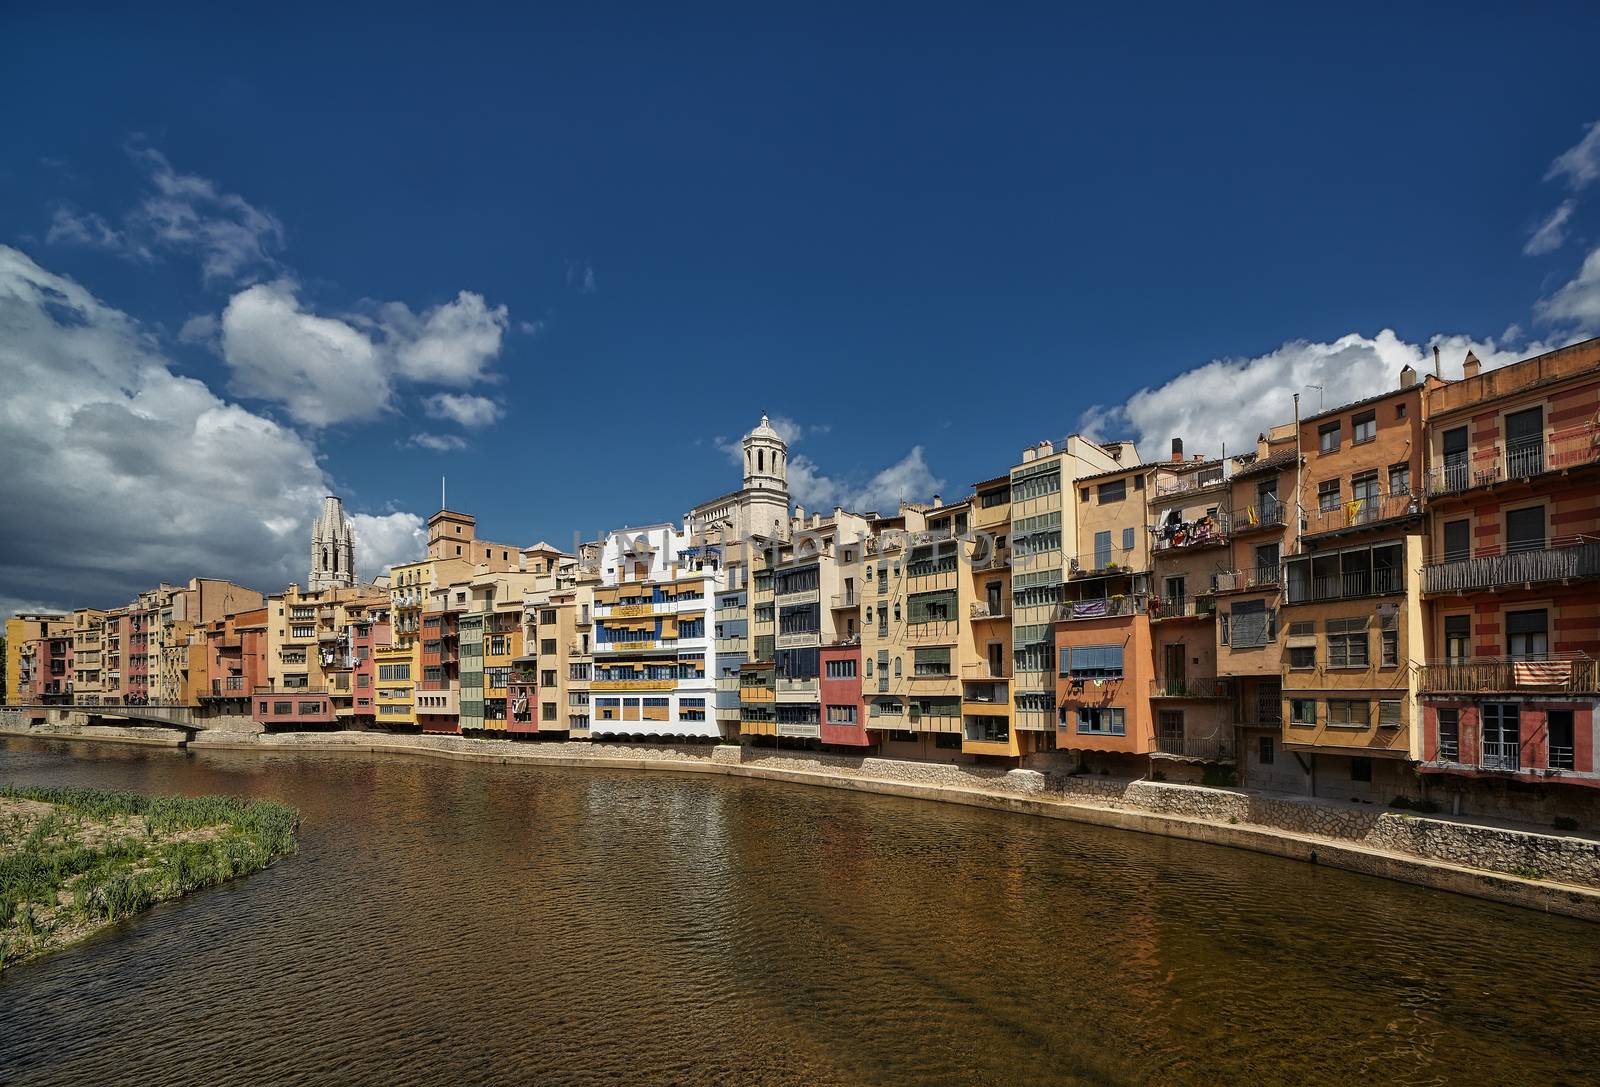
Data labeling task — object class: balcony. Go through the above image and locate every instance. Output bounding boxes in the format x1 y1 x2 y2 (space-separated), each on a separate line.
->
970 600 1008 621
1424 540 1600 595
775 630 821 650
1212 565 1282 595
1154 470 1226 498
830 591 859 609
1155 733 1236 760
1152 515 1229 553
1150 678 1234 699
1302 492 1420 539
1285 566 1404 604
962 661 1011 681
1426 429 1600 498
776 676 819 696
1148 595 1214 622
1419 654 1598 695
1055 595 1147 622
204 676 248 697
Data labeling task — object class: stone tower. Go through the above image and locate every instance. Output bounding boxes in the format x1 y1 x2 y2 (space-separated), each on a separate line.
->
741 414 790 540
309 495 356 591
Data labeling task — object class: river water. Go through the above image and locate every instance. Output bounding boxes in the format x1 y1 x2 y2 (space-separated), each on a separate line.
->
0 736 1595 1086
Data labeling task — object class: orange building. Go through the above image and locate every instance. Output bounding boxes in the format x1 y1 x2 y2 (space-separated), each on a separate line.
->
1418 339 1600 792
1054 608 1155 772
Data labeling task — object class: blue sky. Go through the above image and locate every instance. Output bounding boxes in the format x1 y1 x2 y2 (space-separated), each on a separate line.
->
3 3 1599 612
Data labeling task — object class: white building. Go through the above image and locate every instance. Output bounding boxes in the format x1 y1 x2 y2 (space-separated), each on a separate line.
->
686 415 791 543
589 523 727 740
309 495 356 591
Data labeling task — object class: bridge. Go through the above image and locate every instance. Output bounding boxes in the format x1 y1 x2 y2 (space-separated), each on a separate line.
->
3 702 202 733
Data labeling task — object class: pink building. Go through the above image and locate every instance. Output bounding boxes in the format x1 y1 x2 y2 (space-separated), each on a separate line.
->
820 643 870 747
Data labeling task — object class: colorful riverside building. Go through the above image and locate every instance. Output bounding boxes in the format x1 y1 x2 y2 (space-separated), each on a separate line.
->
1418 339 1600 794
258 583 389 730
1054 454 1158 773
962 476 1015 757
5 614 69 705
513 544 596 738
1215 425 1299 791
374 641 419 728
1280 368 1434 800
589 524 724 740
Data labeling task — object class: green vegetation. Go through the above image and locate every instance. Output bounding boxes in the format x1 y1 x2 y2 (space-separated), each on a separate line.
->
0 785 298 971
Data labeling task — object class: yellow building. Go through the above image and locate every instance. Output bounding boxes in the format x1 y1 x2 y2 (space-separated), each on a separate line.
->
961 482 1018 758
374 640 419 728
5 614 68 704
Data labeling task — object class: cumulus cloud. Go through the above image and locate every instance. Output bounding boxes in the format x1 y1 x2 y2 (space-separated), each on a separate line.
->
423 392 502 428
381 290 509 385
1525 200 1576 256
1536 244 1600 331
350 512 427 576
409 433 469 452
0 245 420 612
1546 121 1600 190
220 280 393 427
1078 329 1564 463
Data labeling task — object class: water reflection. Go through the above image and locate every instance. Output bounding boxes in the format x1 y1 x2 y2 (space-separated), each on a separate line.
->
0 736 1595 1086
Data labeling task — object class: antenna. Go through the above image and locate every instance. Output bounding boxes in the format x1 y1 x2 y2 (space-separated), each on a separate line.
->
1305 384 1325 411
441 476 446 511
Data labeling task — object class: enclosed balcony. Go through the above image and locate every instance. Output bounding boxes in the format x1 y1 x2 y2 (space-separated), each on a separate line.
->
1423 540 1600 595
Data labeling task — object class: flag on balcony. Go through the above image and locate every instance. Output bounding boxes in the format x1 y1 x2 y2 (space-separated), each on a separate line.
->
1345 499 1364 525
1513 660 1571 686
1072 599 1109 618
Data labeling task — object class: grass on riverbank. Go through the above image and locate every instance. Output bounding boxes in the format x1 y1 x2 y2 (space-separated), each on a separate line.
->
0 785 298 971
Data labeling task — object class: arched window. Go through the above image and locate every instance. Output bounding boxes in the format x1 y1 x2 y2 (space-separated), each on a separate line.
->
758 449 765 473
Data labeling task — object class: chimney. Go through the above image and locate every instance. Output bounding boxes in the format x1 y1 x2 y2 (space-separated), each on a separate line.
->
1462 350 1481 379
794 504 805 522
931 493 942 507
1170 437 1183 463
833 506 844 521
1399 363 1416 388
1432 344 1441 378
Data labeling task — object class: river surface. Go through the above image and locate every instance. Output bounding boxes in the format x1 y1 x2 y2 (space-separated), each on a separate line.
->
1 737 1597 1086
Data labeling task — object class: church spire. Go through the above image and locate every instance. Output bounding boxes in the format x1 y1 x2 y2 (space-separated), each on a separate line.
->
309 495 356 590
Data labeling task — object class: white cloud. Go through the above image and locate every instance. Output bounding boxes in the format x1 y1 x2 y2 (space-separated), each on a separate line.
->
409 433 468 452
127 146 284 284
351 512 427 576
178 313 219 347
0 245 419 612
423 392 502 428
220 281 393 427
1525 200 1576 256
714 414 940 514
1078 329 1561 463
1546 121 1600 190
46 207 125 250
382 291 509 385
1536 244 1600 331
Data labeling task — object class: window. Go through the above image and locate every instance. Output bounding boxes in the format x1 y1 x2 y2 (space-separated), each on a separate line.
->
1060 644 1124 680
291 625 315 640
1444 614 1471 661
1437 708 1460 761
1258 735 1275 765
1396 402 1407 419
893 656 902 678
541 638 558 655
1388 463 1410 496
913 648 951 676
906 590 955 624
1075 707 1125 735
1318 479 1340 512
1328 699 1370 727
1505 506 1545 554
1506 609 1548 659
1318 422 1340 453
934 733 961 750
1378 700 1402 728
1094 530 1112 569
357 674 370 688
1351 471 1379 502
1229 600 1270 649
1549 710 1575 770
540 609 557 625
1350 757 1373 783
1326 617 1369 668
542 702 557 721
541 670 556 687
1505 406 1544 476
1352 410 1376 444
824 657 857 679
1098 479 1126 503
1289 645 1316 670
1080 487 1090 501
1381 626 1398 667
1290 699 1317 725
378 663 411 681
1122 527 1135 551
1443 519 1471 563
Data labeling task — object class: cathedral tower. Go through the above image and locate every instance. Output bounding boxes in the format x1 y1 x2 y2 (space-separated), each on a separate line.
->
309 495 356 590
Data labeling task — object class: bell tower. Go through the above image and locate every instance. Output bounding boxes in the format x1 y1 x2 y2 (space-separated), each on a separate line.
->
740 414 790 539
309 495 356 591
